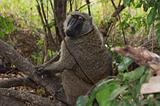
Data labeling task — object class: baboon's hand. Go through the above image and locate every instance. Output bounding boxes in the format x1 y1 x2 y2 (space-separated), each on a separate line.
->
34 65 48 75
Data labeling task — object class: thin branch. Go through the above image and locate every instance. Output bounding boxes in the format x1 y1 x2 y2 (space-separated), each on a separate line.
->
111 4 125 17
110 0 127 44
118 0 122 7
69 0 73 12
36 0 49 63
49 0 54 14
111 0 117 9
78 4 88 10
40 0 54 43
85 0 91 16
105 4 125 40
36 52 60 69
120 17 127 45
78 1 94 11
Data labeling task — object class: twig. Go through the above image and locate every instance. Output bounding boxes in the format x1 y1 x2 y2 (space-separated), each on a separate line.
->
111 0 117 9
36 0 49 63
69 0 73 12
111 4 125 17
85 0 91 16
105 4 125 40
35 52 60 69
110 0 127 44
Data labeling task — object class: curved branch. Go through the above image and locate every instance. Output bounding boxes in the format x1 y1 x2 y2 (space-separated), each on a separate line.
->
104 4 125 40
0 40 33 75
0 39 63 103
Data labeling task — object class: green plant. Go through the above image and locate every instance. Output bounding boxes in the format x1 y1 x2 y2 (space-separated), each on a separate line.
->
76 59 156 106
0 16 15 38
123 0 160 44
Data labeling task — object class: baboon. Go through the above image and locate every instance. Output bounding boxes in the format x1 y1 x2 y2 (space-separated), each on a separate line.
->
42 11 112 105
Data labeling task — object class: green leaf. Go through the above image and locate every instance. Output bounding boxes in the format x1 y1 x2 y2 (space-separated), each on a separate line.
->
143 2 149 12
118 57 133 72
156 22 160 45
156 29 160 45
109 86 128 101
135 1 142 8
123 66 146 81
86 79 119 106
123 0 131 6
0 16 14 38
147 8 157 26
47 20 55 28
76 96 88 106
96 82 120 106
140 69 151 84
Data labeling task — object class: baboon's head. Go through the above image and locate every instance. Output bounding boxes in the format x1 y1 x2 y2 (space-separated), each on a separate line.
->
64 11 94 38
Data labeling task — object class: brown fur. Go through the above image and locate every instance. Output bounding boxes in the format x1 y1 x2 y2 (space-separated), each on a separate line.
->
44 12 112 105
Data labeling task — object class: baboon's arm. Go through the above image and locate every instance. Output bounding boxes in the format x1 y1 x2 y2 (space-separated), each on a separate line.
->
43 54 75 73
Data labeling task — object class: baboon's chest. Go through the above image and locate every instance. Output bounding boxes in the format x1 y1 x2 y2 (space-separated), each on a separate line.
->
70 45 108 83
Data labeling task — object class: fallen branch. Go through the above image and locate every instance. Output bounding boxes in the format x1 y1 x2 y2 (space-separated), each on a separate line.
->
113 46 160 94
0 77 36 88
113 46 160 75
0 95 26 106
0 39 63 103
0 88 56 106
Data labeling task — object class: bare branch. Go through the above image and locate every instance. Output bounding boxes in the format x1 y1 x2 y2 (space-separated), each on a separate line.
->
111 4 125 17
0 88 56 106
85 0 91 16
113 46 160 75
0 39 62 102
104 4 125 40
0 77 36 88
110 0 127 44
111 0 117 9
0 95 26 106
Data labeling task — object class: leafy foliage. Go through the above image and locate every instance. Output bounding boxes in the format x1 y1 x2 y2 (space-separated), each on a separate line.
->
0 16 15 38
123 0 160 44
0 0 41 29
76 60 158 106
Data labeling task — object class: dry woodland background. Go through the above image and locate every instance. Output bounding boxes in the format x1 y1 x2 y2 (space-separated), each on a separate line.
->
0 0 160 106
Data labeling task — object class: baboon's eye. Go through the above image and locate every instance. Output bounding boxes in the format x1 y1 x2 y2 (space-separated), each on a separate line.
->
78 16 84 21
71 15 77 18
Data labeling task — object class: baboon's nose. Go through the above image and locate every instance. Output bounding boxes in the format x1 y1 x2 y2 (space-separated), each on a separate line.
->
66 29 74 37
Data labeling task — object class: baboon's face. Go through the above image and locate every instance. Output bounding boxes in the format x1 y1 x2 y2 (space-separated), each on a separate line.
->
64 11 93 38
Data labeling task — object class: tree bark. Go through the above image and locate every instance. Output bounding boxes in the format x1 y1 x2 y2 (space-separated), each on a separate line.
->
53 0 67 45
0 88 56 106
0 39 62 104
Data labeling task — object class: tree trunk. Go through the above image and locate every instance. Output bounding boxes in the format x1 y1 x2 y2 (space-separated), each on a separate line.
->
53 0 67 46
